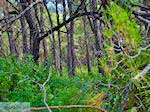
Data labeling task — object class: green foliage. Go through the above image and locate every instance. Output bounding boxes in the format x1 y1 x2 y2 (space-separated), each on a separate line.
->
100 2 150 112
0 1 149 112
0 49 149 112
0 55 104 112
103 2 141 46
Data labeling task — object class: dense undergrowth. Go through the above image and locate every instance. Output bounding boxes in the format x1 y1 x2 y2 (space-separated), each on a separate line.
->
0 53 149 112
0 0 150 112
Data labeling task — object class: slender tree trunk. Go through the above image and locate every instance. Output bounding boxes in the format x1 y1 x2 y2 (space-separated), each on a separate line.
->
0 31 3 56
56 0 63 76
3 0 18 56
62 0 72 76
0 32 2 51
43 0 58 70
66 26 72 75
40 3 47 65
32 1 48 64
33 1 48 64
91 0 104 75
83 16 92 73
19 2 29 55
67 0 76 76
70 21 76 76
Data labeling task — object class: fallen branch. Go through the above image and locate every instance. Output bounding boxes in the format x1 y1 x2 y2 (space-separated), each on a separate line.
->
22 105 107 112
132 3 150 10
32 65 52 112
123 44 150 59
133 10 150 17
133 64 150 81
137 16 150 24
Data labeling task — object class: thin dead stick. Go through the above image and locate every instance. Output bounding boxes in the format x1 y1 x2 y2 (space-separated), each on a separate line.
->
32 66 52 112
133 64 150 81
112 59 125 70
122 44 150 59
22 105 107 112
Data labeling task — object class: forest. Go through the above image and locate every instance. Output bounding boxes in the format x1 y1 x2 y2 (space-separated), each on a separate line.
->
0 0 150 112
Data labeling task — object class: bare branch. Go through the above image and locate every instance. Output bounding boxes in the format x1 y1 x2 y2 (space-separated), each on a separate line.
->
38 11 102 41
23 105 107 112
133 10 150 17
137 16 150 24
132 3 150 10
112 59 125 70
123 44 150 59
1 1 42 27
133 64 150 81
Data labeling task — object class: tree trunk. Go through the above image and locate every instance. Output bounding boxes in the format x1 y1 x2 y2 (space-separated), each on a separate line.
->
43 0 58 70
67 0 76 76
20 0 40 62
83 16 92 73
0 31 3 56
91 0 104 75
19 2 29 55
62 0 73 76
40 3 47 65
56 0 63 76
70 21 76 76
3 0 18 56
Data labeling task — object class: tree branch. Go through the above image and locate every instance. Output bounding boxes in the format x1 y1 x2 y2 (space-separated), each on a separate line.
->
38 11 102 41
133 64 150 81
136 16 150 24
23 105 107 112
133 10 150 17
1 1 42 27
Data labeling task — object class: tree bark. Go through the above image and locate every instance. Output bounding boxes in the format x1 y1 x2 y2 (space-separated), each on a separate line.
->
67 0 76 76
43 0 58 70
3 0 18 56
19 2 29 55
20 0 40 62
91 0 104 75
33 1 48 64
83 16 92 73
40 3 48 65
56 0 63 76
0 31 3 56
62 0 73 76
